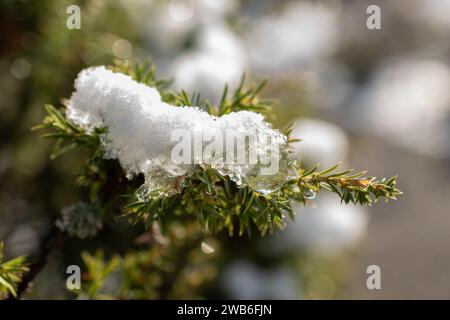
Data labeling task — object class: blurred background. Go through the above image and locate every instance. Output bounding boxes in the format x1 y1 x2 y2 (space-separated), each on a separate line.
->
1 0 450 299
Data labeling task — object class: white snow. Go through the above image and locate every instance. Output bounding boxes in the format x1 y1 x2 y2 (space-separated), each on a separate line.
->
66 66 293 196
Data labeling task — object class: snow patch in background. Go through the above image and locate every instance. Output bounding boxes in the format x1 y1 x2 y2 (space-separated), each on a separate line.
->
268 195 368 255
350 58 450 158
289 118 349 168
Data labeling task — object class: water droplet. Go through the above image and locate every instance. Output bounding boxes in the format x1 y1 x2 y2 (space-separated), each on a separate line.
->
201 241 215 254
304 188 316 200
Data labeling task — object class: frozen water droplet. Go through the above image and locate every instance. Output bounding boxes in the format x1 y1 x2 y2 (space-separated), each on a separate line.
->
245 157 298 195
201 241 215 254
304 188 316 200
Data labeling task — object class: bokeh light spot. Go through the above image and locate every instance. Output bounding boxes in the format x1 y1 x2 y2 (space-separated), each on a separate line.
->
10 58 32 80
168 0 194 22
112 39 133 59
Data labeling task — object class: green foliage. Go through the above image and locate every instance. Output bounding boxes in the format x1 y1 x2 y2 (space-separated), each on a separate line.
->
35 60 401 239
31 104 102 160
0 242 29 299
80 250 120 299
297 162 402 206
124 167 294 237
163 73 271 117
216 74 270 116
111 59 171 92
77 222 216 299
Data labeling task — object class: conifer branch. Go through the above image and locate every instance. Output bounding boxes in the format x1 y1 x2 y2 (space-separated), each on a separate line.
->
296 162 402 205
33 60 402 239
0 242 30 299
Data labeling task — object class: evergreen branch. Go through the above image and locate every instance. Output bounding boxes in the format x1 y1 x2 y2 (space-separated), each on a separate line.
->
297 163 402 205
81 250 120 299
110 59 172 91
162 74 271 117
216 74 271 116
27 60 403 299
125 167 293 237
32 104 102 159
0 242 29 299
76 221 212 299
9 229 66 299
34 60 402 239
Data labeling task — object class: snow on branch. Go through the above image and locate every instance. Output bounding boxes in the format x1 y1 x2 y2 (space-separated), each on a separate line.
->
66 66 294 196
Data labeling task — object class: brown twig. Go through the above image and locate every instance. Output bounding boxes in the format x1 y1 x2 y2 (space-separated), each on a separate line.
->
10 227 67 299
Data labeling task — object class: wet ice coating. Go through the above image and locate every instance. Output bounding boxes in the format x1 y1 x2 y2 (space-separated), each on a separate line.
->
67 66 295 196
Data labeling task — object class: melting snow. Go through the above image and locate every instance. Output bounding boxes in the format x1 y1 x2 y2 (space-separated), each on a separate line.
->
67 66 294 196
